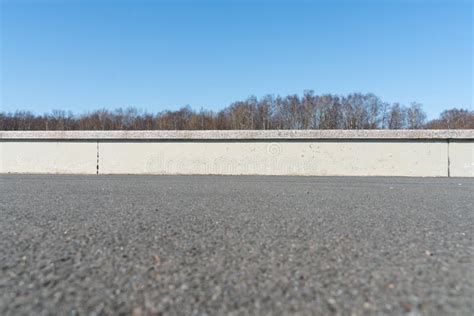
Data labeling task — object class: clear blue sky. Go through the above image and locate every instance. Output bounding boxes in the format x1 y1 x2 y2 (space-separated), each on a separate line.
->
1 0 472 118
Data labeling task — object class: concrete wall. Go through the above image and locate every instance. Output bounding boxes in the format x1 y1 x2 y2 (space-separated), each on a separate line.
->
449 141 474 177
98 141 449 176
1 130 473 177
0 141 97 174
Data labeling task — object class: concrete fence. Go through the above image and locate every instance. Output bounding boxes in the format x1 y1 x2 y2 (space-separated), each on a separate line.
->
1 130 473 177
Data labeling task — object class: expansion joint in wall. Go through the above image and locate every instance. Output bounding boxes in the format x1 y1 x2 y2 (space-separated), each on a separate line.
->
96 141 100 175
447 139 450 178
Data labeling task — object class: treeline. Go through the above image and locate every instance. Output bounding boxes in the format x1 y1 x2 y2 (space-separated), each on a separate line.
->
1 92 473 130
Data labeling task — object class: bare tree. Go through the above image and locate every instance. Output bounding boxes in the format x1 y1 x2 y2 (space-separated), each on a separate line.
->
425 108 474 129
406 102 426 129
388 103 407 129
2 92 468 131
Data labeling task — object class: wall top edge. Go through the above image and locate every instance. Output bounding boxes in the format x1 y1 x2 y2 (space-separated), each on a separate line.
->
1 130 473 140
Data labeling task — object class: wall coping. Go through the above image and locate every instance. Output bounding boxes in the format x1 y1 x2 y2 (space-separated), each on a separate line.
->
1 130 473 140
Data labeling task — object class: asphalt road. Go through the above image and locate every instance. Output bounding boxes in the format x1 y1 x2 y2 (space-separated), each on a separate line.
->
1 175 473 315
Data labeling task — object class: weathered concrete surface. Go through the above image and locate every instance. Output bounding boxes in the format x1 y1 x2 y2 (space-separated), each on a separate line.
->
0 141 97 174
99 141 448 176
1 130 473 176
1 175 473 315
1 130 473 140
449 141 474 177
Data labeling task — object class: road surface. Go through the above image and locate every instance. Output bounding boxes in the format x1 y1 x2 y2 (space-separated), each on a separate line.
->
1 175 473 315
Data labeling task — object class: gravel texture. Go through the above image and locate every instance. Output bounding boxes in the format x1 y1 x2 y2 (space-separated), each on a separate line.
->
1 175 473 315
1 129 473 140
